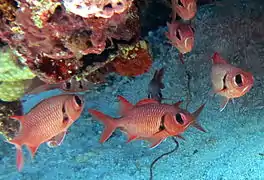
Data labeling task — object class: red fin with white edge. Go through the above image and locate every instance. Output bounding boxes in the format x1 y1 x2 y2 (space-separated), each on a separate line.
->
117 95 133 116
135 98 160 106
27 145 39 158
191 103 206 132
126 134 138 143
212 52 228 65
148 137 165 149
8 139 24 171
88 109 117 143
9 115 25 123
46 131 66 148
220 96 229 112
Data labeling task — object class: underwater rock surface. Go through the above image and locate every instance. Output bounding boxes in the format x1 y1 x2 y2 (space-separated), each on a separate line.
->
0 0 264 179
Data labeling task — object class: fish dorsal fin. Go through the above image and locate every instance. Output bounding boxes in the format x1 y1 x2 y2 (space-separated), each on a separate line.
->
117 95 133 116
212 52 228 64
27 145 39 158
10 115 25 123
174 100 183 108
135 98 160 106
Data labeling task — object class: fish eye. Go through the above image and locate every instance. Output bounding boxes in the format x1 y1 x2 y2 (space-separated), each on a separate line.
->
178 0 184 6
103 3 113 10
235 74 243 87
65 82 71 89
176 29 181 40
191 27 195 33
116 1 123 6
74 95 82 106
175 113 184 125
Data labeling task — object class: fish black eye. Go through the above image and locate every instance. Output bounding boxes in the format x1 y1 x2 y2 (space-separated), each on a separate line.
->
235 74 243 87
178 0 184 6
65 82 71 89
103 3 113 10
74 95 82 106
191 27 195 33
176 29 181 40
117 1 123 6
175 113 184 125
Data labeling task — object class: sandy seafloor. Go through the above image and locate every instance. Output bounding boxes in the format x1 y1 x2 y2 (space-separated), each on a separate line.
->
1 0 264 179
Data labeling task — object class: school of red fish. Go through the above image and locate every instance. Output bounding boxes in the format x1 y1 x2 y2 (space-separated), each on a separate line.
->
5 0 254 171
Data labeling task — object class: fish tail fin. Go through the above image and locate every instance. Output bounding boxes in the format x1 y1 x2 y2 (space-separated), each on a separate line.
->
8 139 24 171
155 68 165 89
88 109 118 143
191 103 206 132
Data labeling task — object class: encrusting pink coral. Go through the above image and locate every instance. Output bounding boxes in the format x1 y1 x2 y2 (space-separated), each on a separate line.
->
0 0 141 84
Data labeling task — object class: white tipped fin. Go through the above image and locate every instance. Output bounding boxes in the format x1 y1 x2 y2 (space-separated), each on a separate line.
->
46 131 67 148
220 97 229 112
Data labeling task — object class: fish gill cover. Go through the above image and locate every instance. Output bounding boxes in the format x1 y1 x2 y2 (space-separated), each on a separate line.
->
0 0 263 179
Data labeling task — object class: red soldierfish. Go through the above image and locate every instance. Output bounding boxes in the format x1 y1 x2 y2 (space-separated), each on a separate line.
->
165 21 195 64
148 68 165 102
211 52 254 111
7 94 84 171
88 95 205 148
172 0 197 21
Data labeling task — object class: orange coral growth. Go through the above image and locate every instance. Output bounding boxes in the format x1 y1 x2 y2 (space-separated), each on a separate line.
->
0 0 17 23
112 40 152 76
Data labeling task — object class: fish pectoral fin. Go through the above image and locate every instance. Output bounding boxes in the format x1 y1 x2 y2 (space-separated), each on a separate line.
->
27 145 39 159
126 134 138 143
175 134 185 140
117 95 133 116
146 137 165 149
173 100 183 108
135 99 160 106
46 131 67 148
219 97 229 112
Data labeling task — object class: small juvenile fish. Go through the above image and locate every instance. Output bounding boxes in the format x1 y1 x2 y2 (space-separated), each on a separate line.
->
172 0 197 21
165 21 195 64
88 95 205 148
210 52 254 111
25 76 94 95
7 94 84 171
148 68 165 102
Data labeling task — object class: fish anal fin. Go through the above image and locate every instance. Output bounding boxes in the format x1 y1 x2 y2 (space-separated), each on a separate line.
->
10 115 25 123
8 139 24 171
135 99 160 106
46 131 67 148
126 134 138 143
212 52 228 65
117 95 133 116
27 145 39 158
220 97 229 112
